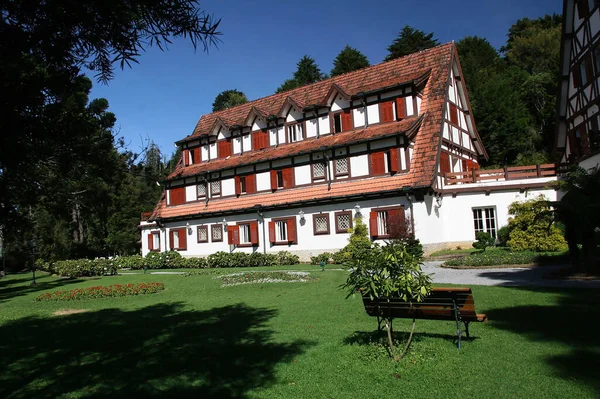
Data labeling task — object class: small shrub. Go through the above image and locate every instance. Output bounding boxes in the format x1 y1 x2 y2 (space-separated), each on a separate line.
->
276 251 300 265
472 232 495 252
114 255 143 269
497 226 511 246
35 259 54 274
54 259 118 278
144 252 163 269
162 251 183 268
506 195 567 252
36 282 165 301
332 250 350 265
181 257 208 269
395 237 424 261
310 252 332 265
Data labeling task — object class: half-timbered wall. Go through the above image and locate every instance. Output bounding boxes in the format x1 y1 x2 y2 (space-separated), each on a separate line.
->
557 0 600 166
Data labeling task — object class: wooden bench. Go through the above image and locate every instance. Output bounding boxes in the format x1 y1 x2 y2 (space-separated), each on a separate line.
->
362 287 488 348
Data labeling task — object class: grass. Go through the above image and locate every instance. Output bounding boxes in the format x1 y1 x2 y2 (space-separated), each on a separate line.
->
1 269 598 398
430 248 478 257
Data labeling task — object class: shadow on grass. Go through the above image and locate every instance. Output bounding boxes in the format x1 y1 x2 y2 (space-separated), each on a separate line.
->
0 274 85 303
344 330 466 347
0 302 312 398
487 287 600 395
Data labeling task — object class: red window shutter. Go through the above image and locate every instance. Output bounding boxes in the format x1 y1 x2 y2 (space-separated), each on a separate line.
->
341 110 353 131
169 230 174 250
193 147 201 164
148 234 154 251
388 208 406 237
389 148 399 173
370 152 385 175
234 176 241 195
170 187 185 205
263 131 270 149
380 101 394 123
178 229 187 250
270 170 278 190
246 174 256 194
268 221 276 243
282 168 294 189
440 152 451 174
396 97 406 119
228 225 240 245
250 221 259 245
183 149 189 166
449 103 458 125
286 218 297 243
369 211 378 238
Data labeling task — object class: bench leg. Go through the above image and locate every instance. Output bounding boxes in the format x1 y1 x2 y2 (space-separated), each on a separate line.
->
453 302 462 349
464 321 470 338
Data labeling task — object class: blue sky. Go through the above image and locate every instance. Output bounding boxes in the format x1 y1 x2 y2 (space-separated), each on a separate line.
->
89 0 562 158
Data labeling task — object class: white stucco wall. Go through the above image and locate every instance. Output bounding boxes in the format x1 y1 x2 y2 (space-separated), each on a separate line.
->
221 178 235 197
209 142 217 159
412 188 559 250
350 154 369 177
367 104 380 124
256 171 271 191
295 164 311 185
185 185 196 202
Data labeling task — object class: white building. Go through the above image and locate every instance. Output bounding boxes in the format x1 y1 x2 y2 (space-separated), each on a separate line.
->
141 43 558 259
556 0 600 170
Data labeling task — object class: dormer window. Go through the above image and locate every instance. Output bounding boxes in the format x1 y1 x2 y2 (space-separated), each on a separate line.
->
332 110 353 133
252 130 269 150
287 122 303 143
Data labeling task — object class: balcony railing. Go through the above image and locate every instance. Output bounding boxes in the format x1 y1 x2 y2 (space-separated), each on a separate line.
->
443 164 558 186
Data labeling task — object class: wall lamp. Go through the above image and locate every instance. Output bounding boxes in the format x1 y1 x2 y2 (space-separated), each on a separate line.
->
299 210 306 223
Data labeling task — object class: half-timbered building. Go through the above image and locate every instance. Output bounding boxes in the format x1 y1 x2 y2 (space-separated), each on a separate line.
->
557 0 600 169
141 43 559 258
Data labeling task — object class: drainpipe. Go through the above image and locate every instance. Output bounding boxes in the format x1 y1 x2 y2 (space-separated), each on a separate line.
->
362 96 369 129
203 173 210 206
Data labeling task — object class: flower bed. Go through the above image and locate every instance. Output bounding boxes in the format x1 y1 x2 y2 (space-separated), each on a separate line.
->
36 282 165 301
216 271 315 287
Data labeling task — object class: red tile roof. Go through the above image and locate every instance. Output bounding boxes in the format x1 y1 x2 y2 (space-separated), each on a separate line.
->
152 43 458 220
153 173 416 220
168 116 422 180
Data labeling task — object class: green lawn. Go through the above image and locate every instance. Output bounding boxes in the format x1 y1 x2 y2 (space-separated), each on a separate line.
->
1 270 598 398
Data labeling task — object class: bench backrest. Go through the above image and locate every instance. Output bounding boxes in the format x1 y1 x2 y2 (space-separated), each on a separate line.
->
362 287 479 321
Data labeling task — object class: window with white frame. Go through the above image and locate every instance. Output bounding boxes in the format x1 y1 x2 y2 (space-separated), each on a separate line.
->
152 232 160 250
275 220 288 242
472 207 497 238
312 161 326 181
377 211 388 236
210 181 221 196
287 123 303 143
197 183 207 199
239 223 251 244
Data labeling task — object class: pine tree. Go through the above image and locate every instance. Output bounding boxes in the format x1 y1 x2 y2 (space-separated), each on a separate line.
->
330 45 370 76
385 26 439 61
276 55 325 93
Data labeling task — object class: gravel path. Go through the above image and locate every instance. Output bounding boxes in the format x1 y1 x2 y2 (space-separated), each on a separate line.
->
422 261 600 288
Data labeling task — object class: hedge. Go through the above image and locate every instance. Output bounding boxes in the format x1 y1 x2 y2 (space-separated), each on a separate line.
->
36 282 165 301
35 250 301 275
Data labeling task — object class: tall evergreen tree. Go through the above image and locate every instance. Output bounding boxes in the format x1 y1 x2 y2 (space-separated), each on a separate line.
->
276 55 325 93
385 26 439 61
212 89 248 112
330 45 370 76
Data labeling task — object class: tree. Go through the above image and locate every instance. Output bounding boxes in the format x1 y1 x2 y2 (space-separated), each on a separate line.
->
551 166 600 274
212 89 248 112
276 55 325 93
0 0 221 265
385 25 439 61
330 45 370 76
